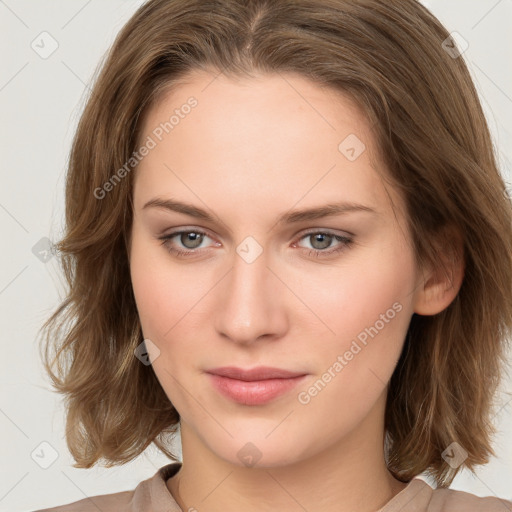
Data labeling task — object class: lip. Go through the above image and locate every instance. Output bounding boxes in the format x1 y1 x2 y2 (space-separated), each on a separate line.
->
205 366 307 406
206 366 307 381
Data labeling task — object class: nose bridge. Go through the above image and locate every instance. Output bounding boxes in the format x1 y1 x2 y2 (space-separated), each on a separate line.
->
214 239 286 343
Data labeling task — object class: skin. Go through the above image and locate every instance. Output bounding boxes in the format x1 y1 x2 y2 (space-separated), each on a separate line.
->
128 69 463 512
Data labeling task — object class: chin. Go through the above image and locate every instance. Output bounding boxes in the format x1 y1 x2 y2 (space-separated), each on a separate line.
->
201 428 309 469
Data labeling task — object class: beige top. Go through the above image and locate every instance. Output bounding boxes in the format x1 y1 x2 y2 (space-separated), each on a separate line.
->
32 462 511 512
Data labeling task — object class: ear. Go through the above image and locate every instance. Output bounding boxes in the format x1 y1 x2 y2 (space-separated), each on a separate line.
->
413 225 465 316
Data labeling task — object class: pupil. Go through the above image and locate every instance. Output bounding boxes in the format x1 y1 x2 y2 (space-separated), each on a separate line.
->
182 232 203 249
313 233 331 249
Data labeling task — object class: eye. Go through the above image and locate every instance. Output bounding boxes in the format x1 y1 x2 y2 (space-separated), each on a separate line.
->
157 228 354 259
158 229 217 257
293 230 354 258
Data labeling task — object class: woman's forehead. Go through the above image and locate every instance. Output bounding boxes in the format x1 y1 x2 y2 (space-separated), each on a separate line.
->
134 70 388 204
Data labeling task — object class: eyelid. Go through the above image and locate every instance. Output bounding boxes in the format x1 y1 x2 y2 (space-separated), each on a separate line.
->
297 227 355 239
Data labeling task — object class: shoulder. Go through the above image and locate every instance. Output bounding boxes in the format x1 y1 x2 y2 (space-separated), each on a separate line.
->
28 462 183 512
429 486 512 512
381 478 512 512
28 489 134 512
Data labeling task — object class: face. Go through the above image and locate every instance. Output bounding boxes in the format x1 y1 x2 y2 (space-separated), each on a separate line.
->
129 69 424 468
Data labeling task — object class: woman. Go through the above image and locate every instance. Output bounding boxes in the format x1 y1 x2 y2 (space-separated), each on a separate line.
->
35 0 512 510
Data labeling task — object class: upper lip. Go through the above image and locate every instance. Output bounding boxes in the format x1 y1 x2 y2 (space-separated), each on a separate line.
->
206 366 307 381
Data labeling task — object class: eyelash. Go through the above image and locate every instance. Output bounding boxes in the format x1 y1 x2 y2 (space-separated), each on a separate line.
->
157 228 354 259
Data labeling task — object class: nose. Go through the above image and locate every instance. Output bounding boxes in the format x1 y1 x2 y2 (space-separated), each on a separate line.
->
214 243 289 346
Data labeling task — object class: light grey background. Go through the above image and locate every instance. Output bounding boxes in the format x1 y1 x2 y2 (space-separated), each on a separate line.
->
1 1 511 510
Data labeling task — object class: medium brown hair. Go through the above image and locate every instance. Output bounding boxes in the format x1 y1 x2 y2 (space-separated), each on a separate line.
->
39 0 512 487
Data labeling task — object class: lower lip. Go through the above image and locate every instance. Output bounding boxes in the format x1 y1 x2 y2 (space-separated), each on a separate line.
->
207 374 307 405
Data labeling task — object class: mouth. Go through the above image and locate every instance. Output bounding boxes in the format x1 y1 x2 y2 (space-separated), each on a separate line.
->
205 366 308 405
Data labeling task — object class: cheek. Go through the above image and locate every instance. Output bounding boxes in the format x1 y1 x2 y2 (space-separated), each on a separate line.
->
313 244 414 340
129 237 201 396
130 257 168 337
303 237 415 398
129 231 191 339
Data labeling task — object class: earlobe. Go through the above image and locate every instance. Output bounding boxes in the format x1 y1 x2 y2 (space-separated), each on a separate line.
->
413 226 465 316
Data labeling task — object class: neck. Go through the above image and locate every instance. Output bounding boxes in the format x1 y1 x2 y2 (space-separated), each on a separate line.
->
166 393 408 512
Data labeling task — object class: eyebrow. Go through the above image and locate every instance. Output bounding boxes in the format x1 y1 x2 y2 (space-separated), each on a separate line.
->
142 197 377 224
